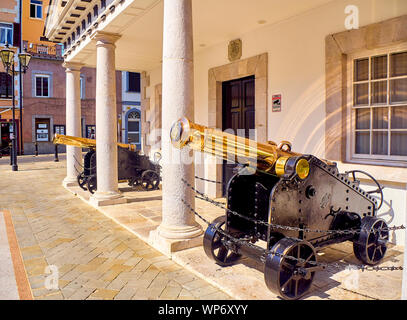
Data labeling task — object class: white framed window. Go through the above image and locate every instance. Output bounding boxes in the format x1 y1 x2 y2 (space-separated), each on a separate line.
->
347 43 407 165
80 76 85 99
0 23 13 45
30 0 43 19
127 110 141 144
35 74 50 97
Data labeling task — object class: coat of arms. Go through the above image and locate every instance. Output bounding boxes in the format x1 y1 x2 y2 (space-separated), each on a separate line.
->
228 39 242 62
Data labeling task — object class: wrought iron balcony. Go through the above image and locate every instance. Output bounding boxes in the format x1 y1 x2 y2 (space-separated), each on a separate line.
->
22 41 64 60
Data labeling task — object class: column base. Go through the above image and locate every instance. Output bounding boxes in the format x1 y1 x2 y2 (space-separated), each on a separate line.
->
62 176 78 188
148 224 203 256
89 191 127 207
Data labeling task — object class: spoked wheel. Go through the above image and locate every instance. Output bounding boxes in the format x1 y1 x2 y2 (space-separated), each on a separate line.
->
353 216 389 265
141 170 160 190
203 216 241 267
265 238 319 300
77 172 88 191
86 175 97 194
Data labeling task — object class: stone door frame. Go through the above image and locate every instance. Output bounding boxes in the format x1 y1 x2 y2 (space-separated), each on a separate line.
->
206 52 268 197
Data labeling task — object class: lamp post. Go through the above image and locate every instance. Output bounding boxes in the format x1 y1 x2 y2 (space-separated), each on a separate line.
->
0 43 31 171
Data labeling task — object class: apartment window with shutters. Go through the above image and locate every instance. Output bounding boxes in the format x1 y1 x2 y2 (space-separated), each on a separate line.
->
349 45 407 164
0 23 13 45
35 75 50 97
30 0 43 19
0 72 12 99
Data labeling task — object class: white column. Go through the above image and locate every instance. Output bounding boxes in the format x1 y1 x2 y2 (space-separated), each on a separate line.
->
156 0 202 241
90 31 125 206
63 62 83 187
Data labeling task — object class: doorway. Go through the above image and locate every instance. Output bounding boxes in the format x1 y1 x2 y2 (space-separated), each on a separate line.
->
222 75 255 194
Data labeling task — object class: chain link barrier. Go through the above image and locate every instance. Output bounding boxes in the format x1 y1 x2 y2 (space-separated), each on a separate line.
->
190 177 405 235
183 176 404 272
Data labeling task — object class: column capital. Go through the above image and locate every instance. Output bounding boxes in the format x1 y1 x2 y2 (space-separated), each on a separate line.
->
91 31 121 46
63 61 84 72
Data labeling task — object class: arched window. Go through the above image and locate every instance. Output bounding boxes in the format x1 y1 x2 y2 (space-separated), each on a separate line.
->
126 109 141 148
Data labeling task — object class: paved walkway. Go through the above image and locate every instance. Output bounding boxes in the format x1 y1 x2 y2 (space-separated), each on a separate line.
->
0 156 230 300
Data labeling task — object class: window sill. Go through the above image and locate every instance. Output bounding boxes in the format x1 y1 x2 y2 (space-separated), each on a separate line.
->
336 161 407 187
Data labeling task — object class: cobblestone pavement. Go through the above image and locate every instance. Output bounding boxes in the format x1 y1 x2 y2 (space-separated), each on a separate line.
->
0 156 231 300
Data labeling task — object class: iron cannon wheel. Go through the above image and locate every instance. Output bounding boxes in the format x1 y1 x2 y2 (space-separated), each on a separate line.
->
77 172 88 191
141 170 160 190
265 238 317 300
353 216 389 265
86 175 97 194
203 216 241 267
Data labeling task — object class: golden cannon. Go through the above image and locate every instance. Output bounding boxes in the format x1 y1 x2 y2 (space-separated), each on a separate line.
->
53 134 161 193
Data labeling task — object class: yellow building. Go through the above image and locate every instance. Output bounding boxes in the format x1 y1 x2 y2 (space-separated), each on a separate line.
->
22 0 62 57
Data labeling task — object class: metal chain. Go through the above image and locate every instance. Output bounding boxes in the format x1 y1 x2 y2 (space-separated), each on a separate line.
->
182 199 403 272
0 145 11 153
194 175 225 185
185 178 405 235
74 155 97 171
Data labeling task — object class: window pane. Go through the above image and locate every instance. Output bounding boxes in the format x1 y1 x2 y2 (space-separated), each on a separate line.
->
0 29 5 43
355 58 369 81
390 52 407 77
356 108 370 129
42 77 48 96
391 106 407 129
373 107 388 129
372 132 388 155
390 78 407 103
37 5 42 18
355 132 370 154
36 77 42 96
354 83 369 105
391 131 407 156
371 55 387 79
30 4 36 17
128 121 139 132
371 81 387 104
128 133 140 143
6 29 12 44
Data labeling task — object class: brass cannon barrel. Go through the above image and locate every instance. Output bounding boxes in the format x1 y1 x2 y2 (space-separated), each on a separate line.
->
52 134 138 152
170 117 311 178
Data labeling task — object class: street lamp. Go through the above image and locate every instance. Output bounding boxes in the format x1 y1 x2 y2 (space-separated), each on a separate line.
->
0 43 31 171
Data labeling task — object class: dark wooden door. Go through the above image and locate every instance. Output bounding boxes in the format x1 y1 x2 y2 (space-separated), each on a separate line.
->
222 75 255 195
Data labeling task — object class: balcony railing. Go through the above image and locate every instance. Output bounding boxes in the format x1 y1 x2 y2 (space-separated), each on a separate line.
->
23 41 64 60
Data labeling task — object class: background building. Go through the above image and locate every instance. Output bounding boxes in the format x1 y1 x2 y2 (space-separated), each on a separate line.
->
121 71 141 149
20 0 122 154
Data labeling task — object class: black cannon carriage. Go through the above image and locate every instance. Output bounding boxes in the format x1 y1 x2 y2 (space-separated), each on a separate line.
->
53 134 161 194
170 117 390 300
76 146 161 194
